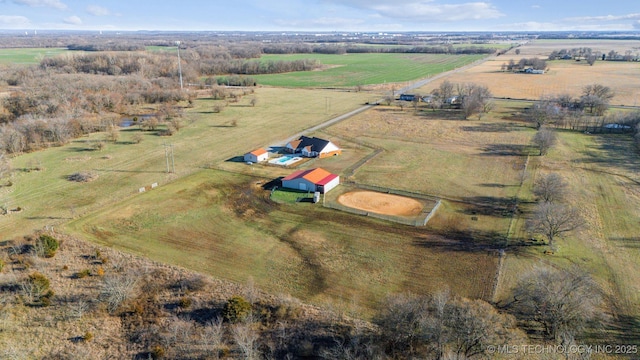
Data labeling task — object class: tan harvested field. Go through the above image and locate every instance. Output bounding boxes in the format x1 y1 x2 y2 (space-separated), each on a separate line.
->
517 39 640 57
337 190 424 216
415 40 640 106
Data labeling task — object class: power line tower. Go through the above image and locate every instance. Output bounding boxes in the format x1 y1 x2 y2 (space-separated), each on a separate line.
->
163 143 175 173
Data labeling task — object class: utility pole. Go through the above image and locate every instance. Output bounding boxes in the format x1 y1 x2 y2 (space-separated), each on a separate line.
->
170 144 175 173
176 41 183 91
163 143 175 173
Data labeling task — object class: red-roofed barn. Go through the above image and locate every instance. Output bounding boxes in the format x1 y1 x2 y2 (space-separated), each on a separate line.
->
244 148 269 163
281 168 340 193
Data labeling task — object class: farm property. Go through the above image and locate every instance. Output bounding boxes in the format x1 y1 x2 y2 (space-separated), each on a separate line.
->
2 38 640 351
416 39 640 106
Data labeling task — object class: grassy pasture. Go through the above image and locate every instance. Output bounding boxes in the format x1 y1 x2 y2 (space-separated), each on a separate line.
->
493 130 640 347
327 104 535 200
253 53 485 87
0 87 374 240
0 47 70 65
66 168 499 315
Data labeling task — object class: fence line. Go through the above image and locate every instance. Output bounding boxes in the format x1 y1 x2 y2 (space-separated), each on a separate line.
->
323 183 441 227
342 181 439 202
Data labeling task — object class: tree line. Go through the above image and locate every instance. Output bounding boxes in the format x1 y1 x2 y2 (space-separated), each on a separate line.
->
548 47 639 62
264 43 495 55
501 57 547 71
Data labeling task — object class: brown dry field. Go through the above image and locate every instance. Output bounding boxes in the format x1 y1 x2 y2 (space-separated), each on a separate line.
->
416 40 640 106
328 105 532 201
337 190 424 216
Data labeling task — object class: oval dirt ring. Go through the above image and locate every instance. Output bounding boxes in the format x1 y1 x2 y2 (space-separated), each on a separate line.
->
337 190 423 217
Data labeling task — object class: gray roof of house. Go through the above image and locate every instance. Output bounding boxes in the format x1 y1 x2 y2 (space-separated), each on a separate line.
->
291 136 331 152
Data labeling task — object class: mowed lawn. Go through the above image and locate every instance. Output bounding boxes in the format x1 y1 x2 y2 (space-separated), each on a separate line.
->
0 87 374 240
254 53 485 87
66 168 499 315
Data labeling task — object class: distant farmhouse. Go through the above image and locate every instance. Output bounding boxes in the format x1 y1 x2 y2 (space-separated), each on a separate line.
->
285 136 341 158
399 94 416 101
523 68 544 74
281 168 340 194
244 148 269 163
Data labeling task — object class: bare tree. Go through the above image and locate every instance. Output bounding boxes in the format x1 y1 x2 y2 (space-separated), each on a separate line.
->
141 116 159 131
443 298 523 359
532 127 557 155
231 318 261 360
374 293 429 357
533 173 567 203
106 125 120 143
527 98 560 129
201 317 225 358
459 83 492 120
383 94 394 106
438 80 455 104
100 274 138 313
581 84 614 115
528 202 583 248
375 292 523 359
511 266 604 340
132 132 144 144
0 151 11 183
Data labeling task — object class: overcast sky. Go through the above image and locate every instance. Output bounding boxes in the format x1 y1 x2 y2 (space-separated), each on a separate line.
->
1 0 639 32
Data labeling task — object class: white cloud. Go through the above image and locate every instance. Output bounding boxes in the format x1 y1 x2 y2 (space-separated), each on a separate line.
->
497 20 634 31
0 15 30 27
63 15 82 25
634 21 640 30
87 5 110 16
531 5 541 9
323 0 503 21
13 0 66 9
275 17 365 28
564 13 640 22
373 2 503 21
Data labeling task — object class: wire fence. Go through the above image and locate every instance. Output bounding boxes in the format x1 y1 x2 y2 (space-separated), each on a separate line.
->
323 183 441 227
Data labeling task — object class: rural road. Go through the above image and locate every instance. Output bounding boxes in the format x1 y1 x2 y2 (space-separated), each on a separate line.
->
272 55 495 148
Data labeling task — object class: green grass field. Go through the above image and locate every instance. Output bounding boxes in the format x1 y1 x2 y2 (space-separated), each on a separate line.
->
65 168 499 315
254 53 486 87
0 48 71 64
145 45 177 52
0 87 374 240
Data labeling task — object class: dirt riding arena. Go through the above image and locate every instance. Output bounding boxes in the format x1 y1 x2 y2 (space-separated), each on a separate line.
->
337 190 424 217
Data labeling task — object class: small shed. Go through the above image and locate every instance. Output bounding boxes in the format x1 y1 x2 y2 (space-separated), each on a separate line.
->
244 148 269 163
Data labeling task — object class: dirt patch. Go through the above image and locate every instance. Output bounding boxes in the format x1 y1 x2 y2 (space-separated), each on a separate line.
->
337 190 423 217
